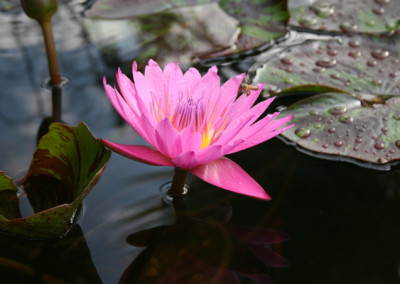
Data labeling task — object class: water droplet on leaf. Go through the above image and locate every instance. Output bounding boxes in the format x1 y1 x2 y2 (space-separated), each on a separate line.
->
329 106 347 115
334 141 343 147
372 7 385 15
281 57 294 65
327 49 338 56
377 158 388 164
299 15 318 27
371 49 389 60
311 3 335 17
372 79 382 86
340 22 358 32
349 51 361 58
348 40 360 48
295 128 311 138
339 115 353 124
316 57 337 68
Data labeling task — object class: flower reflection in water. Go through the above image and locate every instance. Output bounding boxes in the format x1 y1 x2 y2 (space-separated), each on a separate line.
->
120 196 289 284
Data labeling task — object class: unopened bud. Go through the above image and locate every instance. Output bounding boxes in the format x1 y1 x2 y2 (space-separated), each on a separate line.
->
20 0 58 23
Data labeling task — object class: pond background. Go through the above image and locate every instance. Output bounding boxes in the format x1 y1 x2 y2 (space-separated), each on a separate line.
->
0 0 400 283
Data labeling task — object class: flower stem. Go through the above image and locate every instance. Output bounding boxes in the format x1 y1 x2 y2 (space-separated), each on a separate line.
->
168 167 188 196
39 20 61 85
39 20 62 123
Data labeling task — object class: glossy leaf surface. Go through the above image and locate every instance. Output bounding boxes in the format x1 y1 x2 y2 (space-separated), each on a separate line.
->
254 34 400 97
288 0 400 34
278 93 400 167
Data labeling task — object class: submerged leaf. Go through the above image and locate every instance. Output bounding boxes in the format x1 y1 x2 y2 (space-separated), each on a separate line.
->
278 93 400 168
86 0 219 18
0 122 111 239
288 0 400 34
253 34 400 97
85 0 288 65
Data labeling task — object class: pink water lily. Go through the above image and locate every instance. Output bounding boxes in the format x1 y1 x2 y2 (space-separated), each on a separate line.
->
101 60 293 200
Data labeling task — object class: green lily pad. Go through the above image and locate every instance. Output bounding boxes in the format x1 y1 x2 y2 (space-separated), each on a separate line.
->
288 0 400 34
278 92 400 168
85 0 288 65
0 122 111 239
253 34 400 97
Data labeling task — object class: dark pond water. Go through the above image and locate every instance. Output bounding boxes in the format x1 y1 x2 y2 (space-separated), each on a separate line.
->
0 1 400 283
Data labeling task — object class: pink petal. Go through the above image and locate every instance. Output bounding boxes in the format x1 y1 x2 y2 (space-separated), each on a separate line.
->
230 83 265 117
144 60 165 99
163 61 184 104
191 65 220 103
172 144 223 169
233 112 280 142
154 119 180 157
215 73 245 116
178 125 203 153
131 61 137 75
116 69 142 114
183 67 201 97
132 71 152 106
235 97 275 128
103 78 149 141
216 98 276 147
101 139 173 166
189 157 270 200
172 151 198 169
229 115 294 154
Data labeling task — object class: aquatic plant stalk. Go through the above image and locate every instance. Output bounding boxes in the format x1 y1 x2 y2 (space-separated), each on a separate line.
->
168 167 188 196
40 20 62 122
40 20 61 86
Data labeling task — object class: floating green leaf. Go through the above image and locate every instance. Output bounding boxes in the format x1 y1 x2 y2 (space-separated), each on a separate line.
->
253 34 400 96
288 0 400 34
278 93 400 168
0 122 111 239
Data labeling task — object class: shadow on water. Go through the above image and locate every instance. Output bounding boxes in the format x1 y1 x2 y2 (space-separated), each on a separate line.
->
0 1 400 284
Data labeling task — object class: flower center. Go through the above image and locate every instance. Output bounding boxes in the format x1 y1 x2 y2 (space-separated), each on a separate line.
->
153 96 230 149
171 97 205 133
